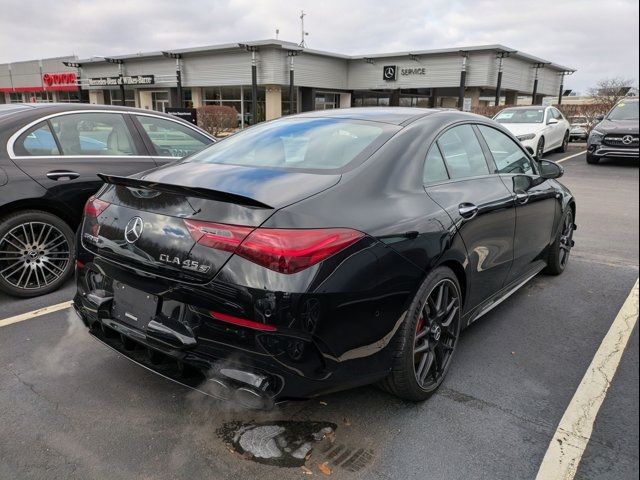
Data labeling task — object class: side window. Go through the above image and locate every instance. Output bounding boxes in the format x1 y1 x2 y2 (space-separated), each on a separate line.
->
14 121 60 156
478 125 534 175
50 113 136 156
135 115 210 158
553 108 564 120
436 125 489 179
423 145 449 184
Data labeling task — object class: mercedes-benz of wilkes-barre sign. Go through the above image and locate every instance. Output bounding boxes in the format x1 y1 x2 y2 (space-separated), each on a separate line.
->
87 75 155 87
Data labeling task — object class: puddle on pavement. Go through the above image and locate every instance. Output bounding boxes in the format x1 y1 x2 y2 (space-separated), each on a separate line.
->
218 420 375 472
218 420 337 468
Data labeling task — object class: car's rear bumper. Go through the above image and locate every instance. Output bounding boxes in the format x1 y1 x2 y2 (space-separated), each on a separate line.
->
73 255 402 406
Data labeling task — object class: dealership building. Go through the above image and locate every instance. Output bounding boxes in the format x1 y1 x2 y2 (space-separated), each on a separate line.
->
0 39 574 125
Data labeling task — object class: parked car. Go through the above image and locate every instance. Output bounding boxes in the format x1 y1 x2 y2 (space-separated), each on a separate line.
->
568 116 591 142
0 103 215 297
73 107 576 408
494 106 571 158
586 99 639 164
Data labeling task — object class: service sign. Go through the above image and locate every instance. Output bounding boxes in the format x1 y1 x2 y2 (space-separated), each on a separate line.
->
88 75 155 87
383 65 427 81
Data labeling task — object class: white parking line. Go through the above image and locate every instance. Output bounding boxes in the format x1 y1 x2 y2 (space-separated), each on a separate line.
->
556 150 587 164
0 300 73 328
535 278 639 480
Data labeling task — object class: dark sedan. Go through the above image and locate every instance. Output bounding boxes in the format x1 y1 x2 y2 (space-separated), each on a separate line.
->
73 107 576 407
0 103 215 297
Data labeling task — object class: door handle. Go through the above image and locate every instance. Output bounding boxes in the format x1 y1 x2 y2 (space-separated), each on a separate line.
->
515 191 530 205
46 170 80 181
458 203 479 219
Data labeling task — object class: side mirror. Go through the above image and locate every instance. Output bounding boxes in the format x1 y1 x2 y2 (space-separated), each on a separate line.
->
595 114 605 122
547 118 559 125
538 159 564 179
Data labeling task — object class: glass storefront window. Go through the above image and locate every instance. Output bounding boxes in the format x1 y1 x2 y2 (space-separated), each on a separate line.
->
109 89 136 107
9 93 22 103
315 92 339 110
56 91 80 103
182 88 193 109
281 87 298 116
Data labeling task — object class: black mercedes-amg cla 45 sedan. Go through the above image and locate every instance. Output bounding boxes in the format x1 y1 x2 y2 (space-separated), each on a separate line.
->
74 108 576 408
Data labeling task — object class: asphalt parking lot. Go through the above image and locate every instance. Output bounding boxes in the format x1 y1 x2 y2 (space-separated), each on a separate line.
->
0 144 638 480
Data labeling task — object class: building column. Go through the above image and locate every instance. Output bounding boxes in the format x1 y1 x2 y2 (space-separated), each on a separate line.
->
505 90 518 106
468 87 481 109
339 92 352 108
139 90 153 110
265 85 282 120
191 87 203 108
89 90 105 105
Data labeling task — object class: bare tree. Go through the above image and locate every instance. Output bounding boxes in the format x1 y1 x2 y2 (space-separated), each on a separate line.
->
197 105 238 136
587 77 636 111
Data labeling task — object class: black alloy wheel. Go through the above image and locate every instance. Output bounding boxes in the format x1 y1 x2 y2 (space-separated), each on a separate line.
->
379 267 462 401
0 211 75 297
412 278 460 391
544 209 574 275
536 137 545 159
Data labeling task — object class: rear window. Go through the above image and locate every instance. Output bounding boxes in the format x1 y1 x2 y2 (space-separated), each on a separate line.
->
187 117 395 173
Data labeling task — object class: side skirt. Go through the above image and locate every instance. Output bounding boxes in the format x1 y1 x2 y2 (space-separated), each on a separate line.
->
463 264 545 327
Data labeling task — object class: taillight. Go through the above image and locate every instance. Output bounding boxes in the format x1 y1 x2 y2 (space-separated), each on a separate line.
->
184 219 364 274
84 196 110 218
239 227 364 274
184 219 252 253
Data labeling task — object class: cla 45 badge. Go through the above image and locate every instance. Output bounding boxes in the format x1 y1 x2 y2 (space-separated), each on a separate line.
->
159 253 211 273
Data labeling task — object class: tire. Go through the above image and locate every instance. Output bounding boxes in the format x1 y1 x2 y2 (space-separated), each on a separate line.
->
378 266 462 401
0 210 76 298
586 152 600 164
558 131 569 153
535 137 545 159
544 208 574 276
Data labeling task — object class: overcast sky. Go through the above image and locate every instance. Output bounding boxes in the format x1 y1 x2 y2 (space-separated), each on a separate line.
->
1 0 638 93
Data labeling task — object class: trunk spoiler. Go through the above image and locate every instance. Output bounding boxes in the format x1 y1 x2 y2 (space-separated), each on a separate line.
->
97 174 273 209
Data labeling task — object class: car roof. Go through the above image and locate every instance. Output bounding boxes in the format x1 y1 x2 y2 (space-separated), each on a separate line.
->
0 103 214 138
0 102 171 116
294 107 446 125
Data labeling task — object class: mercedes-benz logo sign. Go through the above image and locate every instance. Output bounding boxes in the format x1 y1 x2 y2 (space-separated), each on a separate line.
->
383 65 397 81
622 135 634 145
124 217 144 244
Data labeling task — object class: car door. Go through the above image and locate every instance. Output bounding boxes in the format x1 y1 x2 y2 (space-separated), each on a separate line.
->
130 113 214 165
423 124 516 310
476 125 557 283
9 111 157 216
546 108 564 149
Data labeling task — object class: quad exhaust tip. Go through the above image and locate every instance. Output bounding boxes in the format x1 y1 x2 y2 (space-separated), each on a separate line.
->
205 369 275 410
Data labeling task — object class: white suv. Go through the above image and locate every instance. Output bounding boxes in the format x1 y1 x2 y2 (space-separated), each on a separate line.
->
494 106 571 158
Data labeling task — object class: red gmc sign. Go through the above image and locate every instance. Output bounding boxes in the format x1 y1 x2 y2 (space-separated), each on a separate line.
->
42 72 77 87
